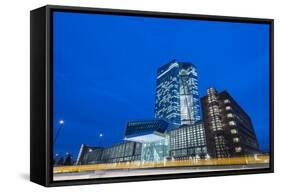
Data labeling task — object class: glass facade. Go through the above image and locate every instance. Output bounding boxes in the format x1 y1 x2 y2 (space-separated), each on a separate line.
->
76 141 142 165
75 65 260 166
168 122 207 159
125 120 168 138
101 141 142 163
124 119 170 162
155 60 201 125
140 137 169 162
77 60 208 164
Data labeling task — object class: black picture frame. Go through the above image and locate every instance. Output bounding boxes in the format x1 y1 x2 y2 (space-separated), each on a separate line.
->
30 4 274 187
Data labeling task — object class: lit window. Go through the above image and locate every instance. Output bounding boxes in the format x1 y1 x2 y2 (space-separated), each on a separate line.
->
233 138 239 143
224 99 230 104
235 147 242 152
225 106 231 110
230 129 237 134
229 121 236 126
227 113 233 118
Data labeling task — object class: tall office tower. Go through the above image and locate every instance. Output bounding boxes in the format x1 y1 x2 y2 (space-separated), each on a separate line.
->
201 88 260 158
155 60 201 125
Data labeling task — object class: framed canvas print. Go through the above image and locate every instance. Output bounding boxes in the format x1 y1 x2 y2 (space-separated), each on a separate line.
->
30 5 274 187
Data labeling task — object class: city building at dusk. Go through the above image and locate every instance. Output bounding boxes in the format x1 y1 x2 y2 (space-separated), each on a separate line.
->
155 60 201 125
201 88 260 158
60 61 261 165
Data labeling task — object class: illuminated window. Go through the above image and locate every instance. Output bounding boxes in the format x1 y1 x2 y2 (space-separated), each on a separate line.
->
229 121 236 126
227 113 233 118
225 106 231 111
224 99 230 104
230 129 237 134
235 147 242 152
233 138 239 143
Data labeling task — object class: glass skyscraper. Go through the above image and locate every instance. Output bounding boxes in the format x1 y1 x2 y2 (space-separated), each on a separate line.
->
155 60 201 125
72 60 262 165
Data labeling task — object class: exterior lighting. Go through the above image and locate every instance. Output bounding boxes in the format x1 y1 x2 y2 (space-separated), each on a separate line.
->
225 106 231 111
235 147 242 152
230 129 238 134
59 119 64 125
229 121 236 126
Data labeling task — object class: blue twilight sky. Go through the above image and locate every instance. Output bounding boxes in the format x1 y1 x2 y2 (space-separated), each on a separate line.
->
53 11 270 157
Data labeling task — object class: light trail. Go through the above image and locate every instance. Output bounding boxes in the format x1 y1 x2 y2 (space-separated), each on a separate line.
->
54 155 269 174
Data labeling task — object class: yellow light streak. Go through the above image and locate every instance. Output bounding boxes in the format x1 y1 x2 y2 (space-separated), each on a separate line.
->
53 155 269 174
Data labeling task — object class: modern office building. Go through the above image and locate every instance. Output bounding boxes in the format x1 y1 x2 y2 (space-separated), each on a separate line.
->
76 145 104 165
155 60 201 125
76 141 142 165
100 141 142 163
167 122 207 160
77 118 209 165
124 119 171 162
124 119 169 143
75 60 207 165
201 88 259 158
74 61 261 166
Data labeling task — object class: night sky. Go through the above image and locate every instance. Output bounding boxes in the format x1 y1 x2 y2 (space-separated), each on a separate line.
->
53 11 270 158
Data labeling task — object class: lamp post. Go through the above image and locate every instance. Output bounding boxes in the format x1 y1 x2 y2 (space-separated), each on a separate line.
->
54 119 64 144
98 133 103 147
53 120 64 166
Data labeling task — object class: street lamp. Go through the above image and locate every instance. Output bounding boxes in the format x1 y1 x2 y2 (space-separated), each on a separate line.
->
59 120 64 125
54 119 64 144
98 133 103 147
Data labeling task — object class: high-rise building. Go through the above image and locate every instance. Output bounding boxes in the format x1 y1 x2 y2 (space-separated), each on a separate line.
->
75 61 262 166
155 60 201 125
201 88 259 158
